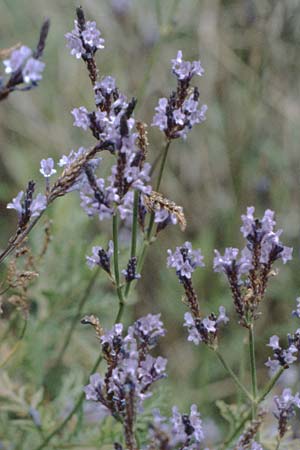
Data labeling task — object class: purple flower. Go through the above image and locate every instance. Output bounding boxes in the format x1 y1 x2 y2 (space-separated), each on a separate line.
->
7 191 24 216
95 76 116 95
274 388 300 438
65 29 84 59
213 248 239 273
71 107 90 130
22 58 45 83
30 194 47 217
292 297 300 319
217 306 229 324
240 206 255 237
3 46 32 73
40 158 56 178
267 335 281 350
83 373 104 401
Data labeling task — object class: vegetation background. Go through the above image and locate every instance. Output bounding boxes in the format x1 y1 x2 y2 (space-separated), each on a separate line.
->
1 0 300 448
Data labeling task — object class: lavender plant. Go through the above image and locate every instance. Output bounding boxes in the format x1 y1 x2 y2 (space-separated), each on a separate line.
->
1 5 300 450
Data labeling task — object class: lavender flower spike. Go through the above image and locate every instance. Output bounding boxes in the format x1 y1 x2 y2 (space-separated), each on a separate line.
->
86 241 114 273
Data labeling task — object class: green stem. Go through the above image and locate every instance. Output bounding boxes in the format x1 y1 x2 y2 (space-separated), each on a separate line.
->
214 349 253 402
275 436 281 450
32 353 103 450
55 267 100 365
249 324 258 419
113 212 125 312
223 367 285 447
136 140 171 275
124 190 139 298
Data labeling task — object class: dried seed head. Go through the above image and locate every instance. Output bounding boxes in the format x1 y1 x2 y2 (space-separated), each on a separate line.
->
81 314 103 338
143 190 186 231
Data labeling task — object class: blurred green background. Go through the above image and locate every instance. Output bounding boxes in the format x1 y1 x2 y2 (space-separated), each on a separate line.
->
1 0 300 448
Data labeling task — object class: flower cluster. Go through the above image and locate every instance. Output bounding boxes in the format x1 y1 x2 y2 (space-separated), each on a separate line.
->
167 241 205 279
274 388 300 438
184 307 229 346
7 181 47 231
84 315 167 450
0 20 49 101
122 256 140 282
86 241 114 273
214 207 293 326
152 50 207 139
265 299 300 374
65 17 104 59
146 405 204 450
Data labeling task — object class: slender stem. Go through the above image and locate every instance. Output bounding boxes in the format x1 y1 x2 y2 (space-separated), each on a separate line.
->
148 139 171 239
275 436 281 450
124 190 139 298
223 367 285 447
55 267 100 365
257 366 285 404
135 140 171 277
32 353 103 450
249 323 258 419
113 212 125 313
214 349 253 402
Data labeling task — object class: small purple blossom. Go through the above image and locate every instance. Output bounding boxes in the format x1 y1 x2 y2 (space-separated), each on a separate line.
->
7 191 24 216
22 58 45 83
30 193 47 217
71 107 90 130
3 46 32 74
40 158 56 178
292 297 300 319
83 373 105 401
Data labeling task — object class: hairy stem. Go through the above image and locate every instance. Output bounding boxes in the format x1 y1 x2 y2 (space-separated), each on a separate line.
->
214 349 253 402
124 190 139 298
136 140 171 276
113 212 125 315
249 323 258 419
